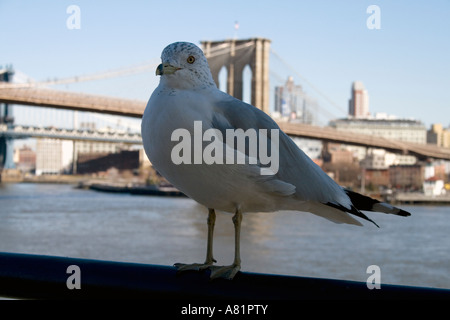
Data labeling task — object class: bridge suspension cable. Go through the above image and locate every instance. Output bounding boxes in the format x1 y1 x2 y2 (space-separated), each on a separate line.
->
0 60 160 89
0 41 252 90
270 48 347 116
269 68 338 122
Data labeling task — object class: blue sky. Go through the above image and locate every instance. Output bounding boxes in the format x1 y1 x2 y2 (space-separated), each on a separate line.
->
1 0 449 127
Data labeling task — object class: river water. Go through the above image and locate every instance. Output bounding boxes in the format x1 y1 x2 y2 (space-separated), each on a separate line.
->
0 182 449 289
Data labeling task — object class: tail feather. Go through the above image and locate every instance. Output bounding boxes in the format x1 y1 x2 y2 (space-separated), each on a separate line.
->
344 189 411 217
324 189 411 228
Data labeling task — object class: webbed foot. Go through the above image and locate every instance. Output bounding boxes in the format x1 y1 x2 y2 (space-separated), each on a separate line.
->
174 260 216 273
208 264 241 280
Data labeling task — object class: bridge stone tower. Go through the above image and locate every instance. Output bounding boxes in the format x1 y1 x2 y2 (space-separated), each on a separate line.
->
0 66 14 181
201 38 271 114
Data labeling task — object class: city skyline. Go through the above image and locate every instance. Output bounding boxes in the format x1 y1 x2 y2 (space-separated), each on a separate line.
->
274 76 318 124
348 81 370 119
0 1 449 128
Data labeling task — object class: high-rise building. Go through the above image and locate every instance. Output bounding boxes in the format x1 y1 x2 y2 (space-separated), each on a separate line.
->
348 81 370 118
274 77 315 124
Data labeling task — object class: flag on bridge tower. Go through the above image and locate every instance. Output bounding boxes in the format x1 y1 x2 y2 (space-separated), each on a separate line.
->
233 21 239 39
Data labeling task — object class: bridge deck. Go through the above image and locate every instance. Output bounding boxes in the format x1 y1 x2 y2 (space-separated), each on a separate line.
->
2 86 450 160
278 122 450 160
0 86 145 117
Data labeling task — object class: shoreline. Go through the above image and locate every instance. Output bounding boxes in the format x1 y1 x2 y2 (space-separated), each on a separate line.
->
1 174 85 184
2 174 449 204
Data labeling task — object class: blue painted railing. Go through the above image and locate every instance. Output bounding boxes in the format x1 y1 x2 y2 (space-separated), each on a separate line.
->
1 252 449 300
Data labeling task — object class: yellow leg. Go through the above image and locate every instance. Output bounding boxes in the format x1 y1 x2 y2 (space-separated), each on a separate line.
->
232 208 242 267
174 208 217 272
209 208 242 280
205 208 217 265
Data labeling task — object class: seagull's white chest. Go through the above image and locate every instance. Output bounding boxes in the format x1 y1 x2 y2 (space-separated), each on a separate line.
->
143 87 198 165
142 86 236 210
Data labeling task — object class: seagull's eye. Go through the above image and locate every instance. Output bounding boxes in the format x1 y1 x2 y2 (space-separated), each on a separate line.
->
187 56 195 64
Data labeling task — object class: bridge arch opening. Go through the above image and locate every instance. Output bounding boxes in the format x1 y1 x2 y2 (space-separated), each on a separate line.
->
218 65 228 93
242 64 252 104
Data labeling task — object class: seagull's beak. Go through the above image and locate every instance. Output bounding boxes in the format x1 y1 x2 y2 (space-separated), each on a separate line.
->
156 63 182 76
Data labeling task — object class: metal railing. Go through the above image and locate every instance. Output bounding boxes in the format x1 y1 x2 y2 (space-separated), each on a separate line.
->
1 252 449 300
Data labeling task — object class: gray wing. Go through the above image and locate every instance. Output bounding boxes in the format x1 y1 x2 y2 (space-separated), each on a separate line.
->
210 92 352 208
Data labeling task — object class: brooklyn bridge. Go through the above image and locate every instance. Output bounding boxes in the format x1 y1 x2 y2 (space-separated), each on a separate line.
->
1 85 449 160
1 38 450 180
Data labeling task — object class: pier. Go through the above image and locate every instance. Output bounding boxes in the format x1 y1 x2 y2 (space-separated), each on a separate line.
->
394 192 450 205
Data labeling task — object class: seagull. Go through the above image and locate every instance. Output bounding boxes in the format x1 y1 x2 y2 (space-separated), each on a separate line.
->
141 41 411 280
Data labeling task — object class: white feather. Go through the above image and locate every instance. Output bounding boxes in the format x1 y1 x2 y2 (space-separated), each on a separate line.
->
142 42 357 224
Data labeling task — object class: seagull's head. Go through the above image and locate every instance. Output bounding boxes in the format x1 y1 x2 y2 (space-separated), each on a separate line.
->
156 42 216 90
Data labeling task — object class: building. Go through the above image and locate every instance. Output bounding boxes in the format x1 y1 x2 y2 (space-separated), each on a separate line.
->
329 117 427 165
364 168 390 189
427 123 450 148
389 164 424 190
330 118 426 144
70 122 133 174
14 145 36 173
327 148 356 164
423 177 445 196
274 77 316 124
72 140 132 174
291 137 322 161
74 140 123 155
35 138 73 175
321 143 360 187
361 149 397 170
422 161 446 196
348 81 370 118
76 150 140 174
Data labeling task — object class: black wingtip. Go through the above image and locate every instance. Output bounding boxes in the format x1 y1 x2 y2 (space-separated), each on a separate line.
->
324 189 411 227
344 189 412 217
396 208 412 217
325 202 380 228
356 208 380 228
